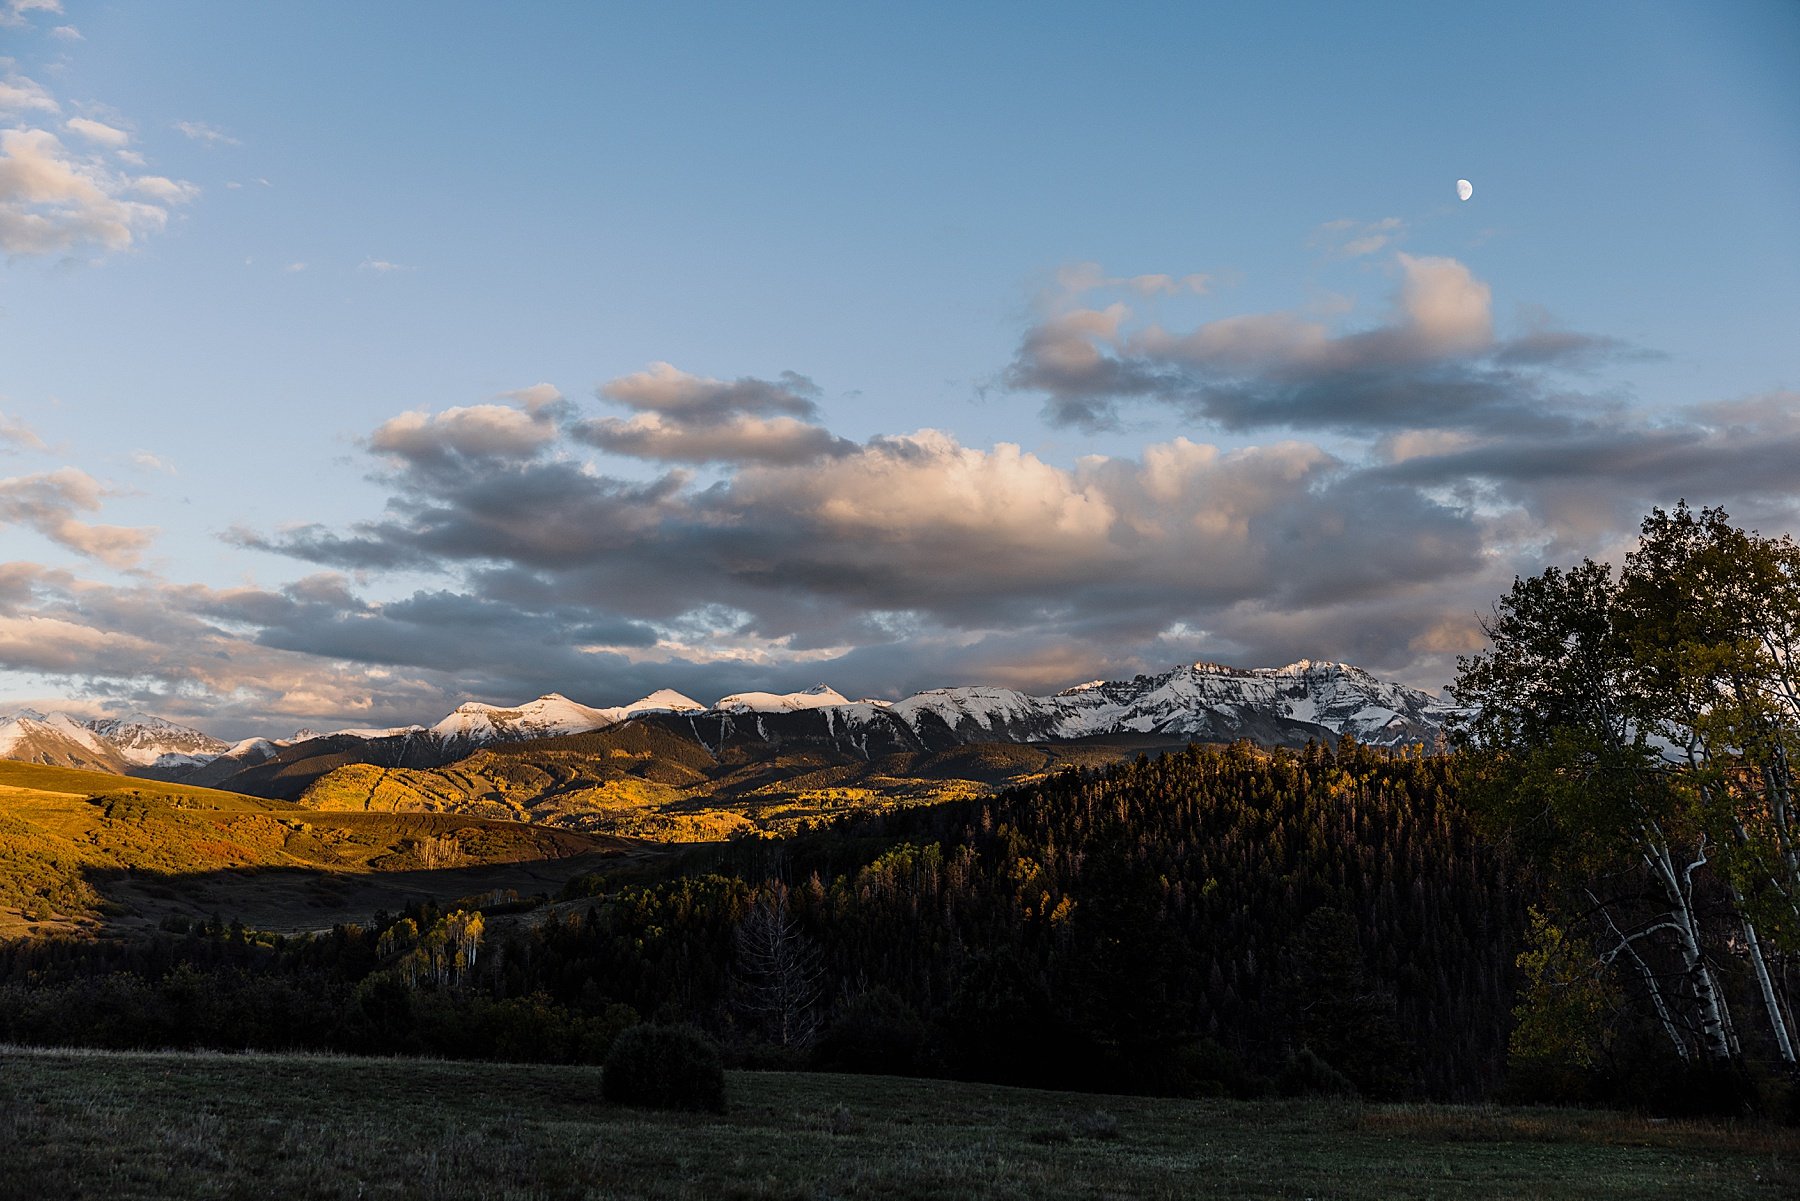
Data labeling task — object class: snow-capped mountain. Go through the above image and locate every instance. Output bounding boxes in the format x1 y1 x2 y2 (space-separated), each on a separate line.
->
0 661 1454 792
714 684 854 714
0 711 131 773
425 689 708 746
643 660 1454 757
85 713 232 770
0 709 232 773
1035 660 1454 747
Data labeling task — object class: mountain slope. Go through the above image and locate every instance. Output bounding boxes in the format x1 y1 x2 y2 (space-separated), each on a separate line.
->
0 759 645 935
0 712 132 774
85 713 232 769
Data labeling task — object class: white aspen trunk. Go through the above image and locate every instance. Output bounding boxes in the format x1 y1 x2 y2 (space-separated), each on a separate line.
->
1644 838 1736 1061
1736 898 1798 1065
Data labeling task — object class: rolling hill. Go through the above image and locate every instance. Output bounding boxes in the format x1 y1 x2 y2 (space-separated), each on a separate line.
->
0 760 650 937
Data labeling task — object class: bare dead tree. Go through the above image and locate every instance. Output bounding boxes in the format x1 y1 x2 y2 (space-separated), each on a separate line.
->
732 882 824 1049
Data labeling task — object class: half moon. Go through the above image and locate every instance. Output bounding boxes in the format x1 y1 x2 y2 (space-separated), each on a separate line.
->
1456 179 1473 202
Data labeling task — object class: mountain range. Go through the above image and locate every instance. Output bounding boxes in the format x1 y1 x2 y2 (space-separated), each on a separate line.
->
0 659 1454 790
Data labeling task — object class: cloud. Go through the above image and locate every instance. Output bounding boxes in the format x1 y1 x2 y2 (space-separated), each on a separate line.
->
0 411 47 452
174 120 240 146
48 23 78 40
0 467 156 567
574 412 855 465
358 257 413 273
1316 216 1405 258
129 450 176 475
569 363 854 465
1005 252 1628 435
368 400 562 469
6 255 1793 734
497 383 565 415
64 117 128 147
600 361 825 421
1050 261 1211 304
0 1 61 29
245 383 1490 687
130 175 200 203
0 99 198 258
0 69 58 115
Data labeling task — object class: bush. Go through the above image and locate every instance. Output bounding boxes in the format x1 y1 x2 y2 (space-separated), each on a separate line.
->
815 987 934 1076
602 1023 727 1113
1277 1048 1357 1097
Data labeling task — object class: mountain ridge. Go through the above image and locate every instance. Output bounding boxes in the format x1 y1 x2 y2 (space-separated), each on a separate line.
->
0 659 1455 789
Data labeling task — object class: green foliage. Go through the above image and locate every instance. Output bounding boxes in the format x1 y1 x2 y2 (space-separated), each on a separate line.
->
1454 503 1800 1078
1505 908 1618 1104
601 1023 727 1113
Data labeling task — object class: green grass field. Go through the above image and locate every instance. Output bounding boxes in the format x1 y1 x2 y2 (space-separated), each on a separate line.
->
1 1045 1794 1199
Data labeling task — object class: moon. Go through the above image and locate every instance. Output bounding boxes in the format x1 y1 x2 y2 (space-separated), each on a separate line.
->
1456 178 1473 202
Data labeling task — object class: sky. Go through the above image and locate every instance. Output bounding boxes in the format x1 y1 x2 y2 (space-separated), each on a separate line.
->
1 0 1798 738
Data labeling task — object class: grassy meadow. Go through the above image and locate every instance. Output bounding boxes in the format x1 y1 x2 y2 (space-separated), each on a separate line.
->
1 1044 1794 1200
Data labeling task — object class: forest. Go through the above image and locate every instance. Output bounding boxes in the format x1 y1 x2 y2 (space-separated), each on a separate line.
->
1 504 1797 1118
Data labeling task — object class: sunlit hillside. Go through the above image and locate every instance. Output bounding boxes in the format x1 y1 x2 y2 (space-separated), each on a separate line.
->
0 761 644 937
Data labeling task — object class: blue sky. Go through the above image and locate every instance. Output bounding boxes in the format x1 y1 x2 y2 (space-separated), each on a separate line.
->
1 1 1797 736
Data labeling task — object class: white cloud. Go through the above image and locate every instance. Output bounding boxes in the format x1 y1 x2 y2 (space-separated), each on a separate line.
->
64 116 129 147
174 120 240 147
48 23 79 40
369 402 560 464
1394 252 1492 353
129 450 177 475
130 174 201 204
1316 216 1405 258
0 69 59 115
284 261 306 272
0 1 62 29
358 257 412 273
0 466 156 568
497 383 564 414
0 411 47 452
0 127 196 257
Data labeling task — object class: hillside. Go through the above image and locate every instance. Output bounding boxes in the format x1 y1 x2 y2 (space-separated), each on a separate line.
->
0 760 649 937
2 1046 1791 1201
290 724 1181 839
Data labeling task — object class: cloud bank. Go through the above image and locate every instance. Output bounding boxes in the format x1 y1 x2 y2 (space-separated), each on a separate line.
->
2 253 1795 735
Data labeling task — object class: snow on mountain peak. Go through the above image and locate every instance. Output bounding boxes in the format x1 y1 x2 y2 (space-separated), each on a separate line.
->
622 689 705 715
713 685 852 714
86 712 231 764
429 693 620 742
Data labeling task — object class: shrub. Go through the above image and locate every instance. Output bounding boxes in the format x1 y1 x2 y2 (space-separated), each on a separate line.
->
815 987 934 1076
1277 1048 1357 1097
602 1023 727 1113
